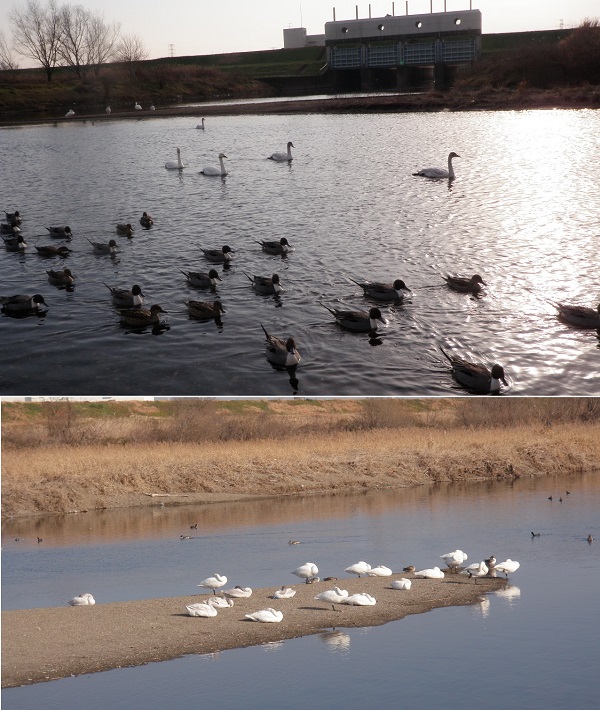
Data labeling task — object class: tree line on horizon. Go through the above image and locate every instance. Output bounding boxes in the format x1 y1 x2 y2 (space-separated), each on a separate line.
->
0 0 148 80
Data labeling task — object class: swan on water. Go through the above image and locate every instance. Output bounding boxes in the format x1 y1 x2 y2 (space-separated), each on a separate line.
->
314 587 349 610
272 586 297 599
68 593 95 606
413 151 460 179
245 608 284 622
222 586 253 598
342 593 377 606
105 106 111 114
200 153 228 176
418 566 446 579
366 565 393 577
165 147 186 170
65 109 75 117
196 118 205 129
344 561 371 578
197 573 228 593
292 562 319 582
269 141 294 162
391 578 412 590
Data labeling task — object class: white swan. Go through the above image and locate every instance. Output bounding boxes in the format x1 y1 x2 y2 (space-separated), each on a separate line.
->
461 560 489 582
222 586 253 598
207 596 234 609
494 559 520 578
440 549 468 570
292 562 319 582
165 147 186 170
314 587 349 610
391 578 412 590
272 586 297 599
366 565 393 577
344 561 371 578
65 109 75 117
197 573 227 593
414 566 445 579
245 608 283 623
196 118 205 129
134 102 142 110
269 141 294 162
200 153 227 176
342 593 377 606
68 593 95 606
413 151 460 179
186 601 217 617
105 106 111 114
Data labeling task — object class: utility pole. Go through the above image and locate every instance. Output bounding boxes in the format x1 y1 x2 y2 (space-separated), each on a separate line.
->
168 44 175 58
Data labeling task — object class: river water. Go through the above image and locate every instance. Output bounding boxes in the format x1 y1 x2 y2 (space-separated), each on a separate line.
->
2 470 599 708
1 108 599 396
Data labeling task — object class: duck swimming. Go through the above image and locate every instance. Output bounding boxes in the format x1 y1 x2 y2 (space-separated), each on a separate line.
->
245 273 283 295
413 152 460 179
255 237 291 255
116 223 134 237
139 212 154 228
201 245 234 263
5 210 21 224
3 234 27 251
444 274 486 293
261 324 301 367
119 304 166 327
46 226 72 238
180 268 222 289
440 347 508 394
105 283 144 308
47 268 75 286
319 303 386 332
35 245 71 257
1 293 48 312
87 238 117 255
351 278 411 302
556 302 600 328
185 299 225 321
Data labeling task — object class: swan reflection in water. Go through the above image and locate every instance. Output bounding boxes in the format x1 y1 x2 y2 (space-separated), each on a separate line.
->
319 629 351 653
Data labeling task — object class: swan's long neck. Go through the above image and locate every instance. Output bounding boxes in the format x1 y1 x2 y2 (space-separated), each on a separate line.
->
287 145 292 158
177 149 183 168
448 155 455 179
219 156 225 174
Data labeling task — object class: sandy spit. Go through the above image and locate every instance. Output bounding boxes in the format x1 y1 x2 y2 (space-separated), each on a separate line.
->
1 572 504 688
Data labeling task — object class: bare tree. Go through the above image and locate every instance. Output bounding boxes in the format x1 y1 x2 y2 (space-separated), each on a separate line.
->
113 33 148 77
57 3 89 77
86 13 120 76
0 30 19 70
10 0 63 81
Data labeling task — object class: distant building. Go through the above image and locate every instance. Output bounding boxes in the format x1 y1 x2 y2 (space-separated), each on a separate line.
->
283 27 325 49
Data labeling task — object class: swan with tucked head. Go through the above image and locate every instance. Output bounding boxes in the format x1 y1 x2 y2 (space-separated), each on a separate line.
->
165 147 186 170
200 153 228 176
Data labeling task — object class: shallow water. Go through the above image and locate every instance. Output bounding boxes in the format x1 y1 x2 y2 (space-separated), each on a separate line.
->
1 109 599 396
2 471 599 709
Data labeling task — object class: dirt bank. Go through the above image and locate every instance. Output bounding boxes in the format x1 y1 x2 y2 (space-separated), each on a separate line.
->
1 571 505 688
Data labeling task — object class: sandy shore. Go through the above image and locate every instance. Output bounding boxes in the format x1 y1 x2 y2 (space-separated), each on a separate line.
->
1 571 505 688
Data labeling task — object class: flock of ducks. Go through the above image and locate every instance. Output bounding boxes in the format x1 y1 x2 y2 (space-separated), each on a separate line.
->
67 547 519 623
3 146 599 393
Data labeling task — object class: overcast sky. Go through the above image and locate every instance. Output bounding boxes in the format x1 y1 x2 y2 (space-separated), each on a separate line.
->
3 0 599 64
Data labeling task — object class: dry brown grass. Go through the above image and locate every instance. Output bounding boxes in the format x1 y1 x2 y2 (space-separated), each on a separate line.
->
3 418 599 518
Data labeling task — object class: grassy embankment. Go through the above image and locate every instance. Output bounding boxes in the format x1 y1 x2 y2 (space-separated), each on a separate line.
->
2 398 599 519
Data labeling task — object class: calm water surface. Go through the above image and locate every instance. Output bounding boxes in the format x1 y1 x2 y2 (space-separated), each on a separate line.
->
1 109 599 396
2 471 599 708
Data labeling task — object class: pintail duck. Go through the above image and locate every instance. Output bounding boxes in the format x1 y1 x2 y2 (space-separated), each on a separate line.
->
255 237 291 255
139 212 154 228
201 245 234 263
351 278 411 302
35 244 71 257
268 141 294 162
440 347 507 394
0 222 20 234
180 268 222 288
46 226 72 238
200 153 228 176
119 304 166 327
1 293 48 312
5 210 22 225
47 268 75 286
87 238 117 255
261 324 301 367
245 272 283 295
104 283 144 308
319 302 386 332
413 151 460 180
116 223 134 237
556 302 600 328
185 299 225 320
444 273 486 293
3 234 27 251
